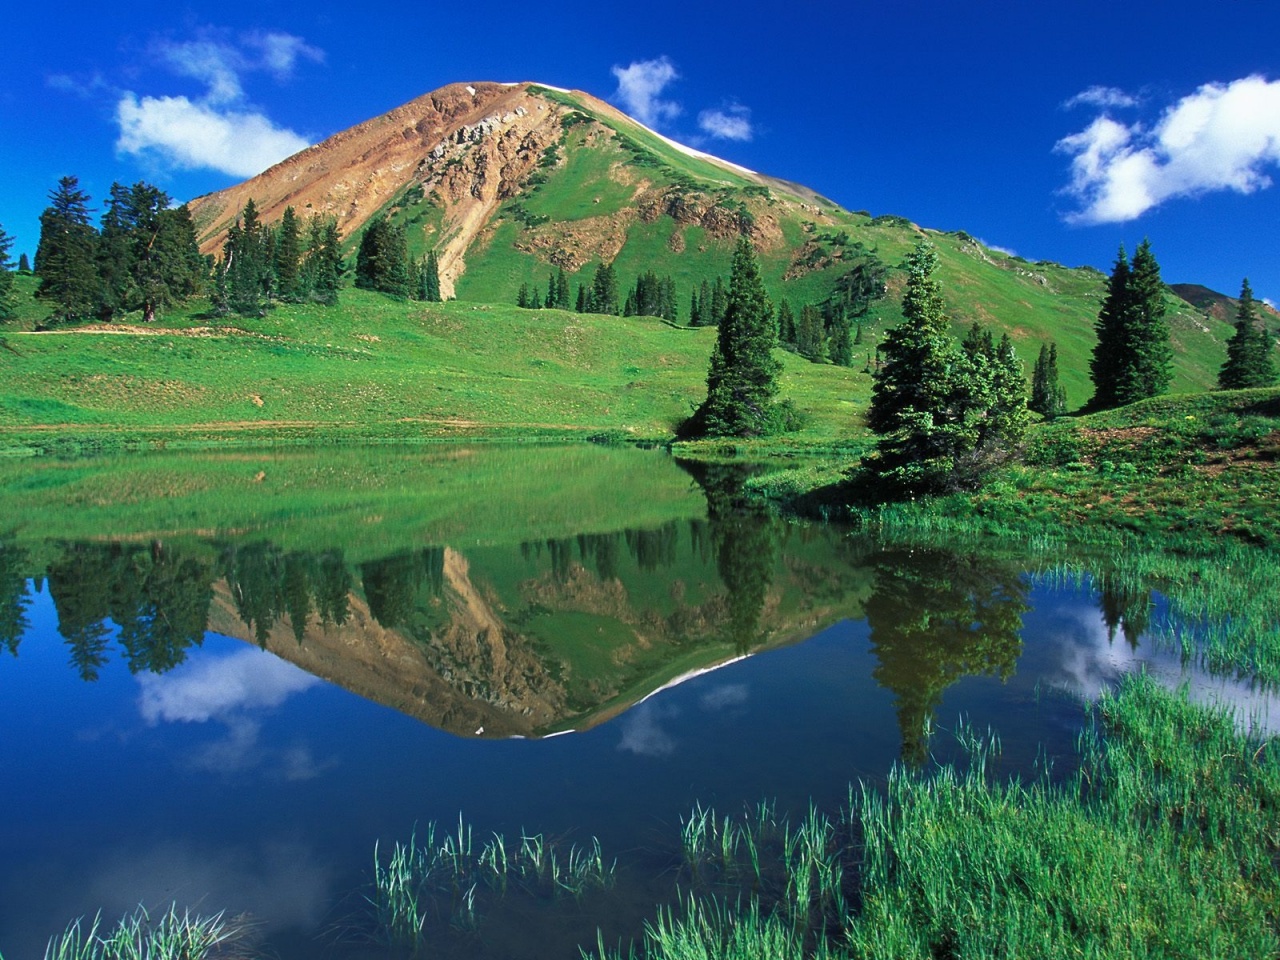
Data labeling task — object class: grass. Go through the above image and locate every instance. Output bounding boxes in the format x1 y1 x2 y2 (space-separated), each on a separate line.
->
39 904 247 960
368 817 616 949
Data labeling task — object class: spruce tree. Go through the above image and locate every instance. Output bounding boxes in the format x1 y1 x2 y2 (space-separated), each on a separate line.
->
424 249 442 302
0 224 13 323
219 199 271 317
1219 278 1277 389
274 206 304 302
692 237 781 437
776 299 795 346
355 216 409 297
1090 240 1171 408
709 276 728 326
303 215 344 306
18 253 31 274
796 304 825 359
1031 342 1067 418
828 309 854 367
689 287 702 327
35 176 99 323
867 241 971 494
589 261 619 315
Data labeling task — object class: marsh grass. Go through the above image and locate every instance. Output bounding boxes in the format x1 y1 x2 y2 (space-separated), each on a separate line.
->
41 905 246 960
369 817 616 950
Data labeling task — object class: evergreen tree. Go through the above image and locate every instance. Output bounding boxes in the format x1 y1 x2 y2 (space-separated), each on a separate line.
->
689 286 702 327
1219 278 1277 389
18 253 31 274
34 176 99 323
0 224 14 323
709 276 728 326
699 279 712 325
691 237 781 437
302 215 344 306
575 283 586 313
796 303 825 359
1031 342 1067 418
828 308 854 366
355 215 409 297
218 199 271 317
854 323 864 346
776 299 795 345
97 182 203 322
874 256 1029 494
589 261 619 315
1090 240 1171 409
516 282 532 308
274 206 304 302
424 249 442 302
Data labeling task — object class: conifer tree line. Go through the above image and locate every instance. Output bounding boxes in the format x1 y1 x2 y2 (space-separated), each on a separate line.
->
776 298 857 367
28 176 205 325
214 199 348 316
352 214 442 303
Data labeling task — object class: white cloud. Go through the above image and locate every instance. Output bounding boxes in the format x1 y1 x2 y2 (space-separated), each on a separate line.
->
698 104 753 142
699 683 749 711
617 700 679 757
611 56 681 128
1064 85 1140 110
137 646 319 725
117 92 311 178
1056 74 1280 224
114 30 319 177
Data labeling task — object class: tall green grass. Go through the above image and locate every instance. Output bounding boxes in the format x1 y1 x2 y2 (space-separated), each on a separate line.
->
369 816 616 950
40 905 246 960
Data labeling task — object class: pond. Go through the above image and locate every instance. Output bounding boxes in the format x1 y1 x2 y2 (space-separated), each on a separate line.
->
0 445 1272 958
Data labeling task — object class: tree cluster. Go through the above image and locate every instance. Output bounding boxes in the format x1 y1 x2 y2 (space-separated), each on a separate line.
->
865 242 1028 495
623 271 679 322
1219 279 1277 390
33 176 204 325
1089 240 1172 410
1030 342 1067 419
351 215 442 304
214 199 346 316
689 277 727 327
777 299 856 366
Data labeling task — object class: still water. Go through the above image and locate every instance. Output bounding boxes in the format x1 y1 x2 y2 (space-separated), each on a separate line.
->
0 446 1270 958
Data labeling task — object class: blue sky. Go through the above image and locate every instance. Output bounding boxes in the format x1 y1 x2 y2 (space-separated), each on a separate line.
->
4 0 1279 302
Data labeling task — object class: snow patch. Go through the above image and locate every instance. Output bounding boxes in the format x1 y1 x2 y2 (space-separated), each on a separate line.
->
465 85 476 95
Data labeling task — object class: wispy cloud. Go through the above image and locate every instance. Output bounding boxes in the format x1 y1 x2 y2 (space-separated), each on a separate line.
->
611 56 681 128
137 646 319 725
1063 85 1140 110
698 103 753 142
113 30 320 177
1056 74 1280 223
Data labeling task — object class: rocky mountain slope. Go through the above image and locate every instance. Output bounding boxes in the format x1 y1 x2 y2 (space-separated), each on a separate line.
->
187 81 1237 395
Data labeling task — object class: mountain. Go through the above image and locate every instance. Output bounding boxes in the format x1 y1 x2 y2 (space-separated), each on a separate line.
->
187 81 1236 400
1172 283 1280 326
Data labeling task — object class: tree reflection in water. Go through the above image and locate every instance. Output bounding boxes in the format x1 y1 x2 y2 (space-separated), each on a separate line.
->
864 547 1028 766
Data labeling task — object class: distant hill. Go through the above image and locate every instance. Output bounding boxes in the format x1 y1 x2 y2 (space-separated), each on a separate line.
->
1171 283 1280 326
186 81 1237 405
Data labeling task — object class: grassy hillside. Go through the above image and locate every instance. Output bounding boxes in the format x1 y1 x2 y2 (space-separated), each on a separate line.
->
0 287 866 454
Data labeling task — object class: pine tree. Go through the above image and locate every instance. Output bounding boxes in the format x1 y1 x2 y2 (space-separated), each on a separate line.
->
0 224 14 322
709 276 728 326
274 206 304 302
575 283 586 313
589 261 619 315
691 238 781 437
355 216 409 298
1090 240 1171 409
219 199 271 317
35 176 99 323
828 308 854 367
424 249 442 302
867 242 975 494
303 215 344 306
776 299 795 346
796 304 825 360
1219 278 1277 389
1031 342 1067 418
17 253 31 274
689 286 702 327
